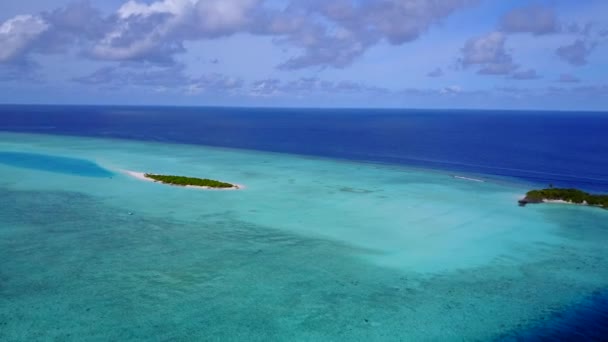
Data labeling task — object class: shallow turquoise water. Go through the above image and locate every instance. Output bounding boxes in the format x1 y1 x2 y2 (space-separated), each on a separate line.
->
1 132 607 341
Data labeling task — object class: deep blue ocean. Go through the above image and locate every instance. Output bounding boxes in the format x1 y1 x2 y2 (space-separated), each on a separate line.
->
0 105 606 191
1 105 608 340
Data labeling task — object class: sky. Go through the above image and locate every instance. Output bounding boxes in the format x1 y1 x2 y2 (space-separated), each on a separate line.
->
0 0 607 110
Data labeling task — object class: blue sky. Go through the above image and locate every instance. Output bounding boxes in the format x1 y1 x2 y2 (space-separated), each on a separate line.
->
1 0 607 110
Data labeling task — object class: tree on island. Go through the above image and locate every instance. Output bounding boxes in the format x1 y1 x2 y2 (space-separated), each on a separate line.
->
144 174 236 189
521 188 608 209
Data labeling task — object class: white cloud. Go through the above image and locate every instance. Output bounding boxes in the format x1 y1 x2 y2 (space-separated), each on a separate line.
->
195 0 260 34
441 85 463 94
556 39 595 66
500 5 559 35
1 0 478 69
460 32 518 75
117 0 194 18
461 32 506 65
427 68 444 78
0 15 49 63
273 0 478 69
92 0 262 63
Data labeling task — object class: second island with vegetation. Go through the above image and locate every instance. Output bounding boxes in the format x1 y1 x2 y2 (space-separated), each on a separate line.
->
144 173 239 189
519 188 608 209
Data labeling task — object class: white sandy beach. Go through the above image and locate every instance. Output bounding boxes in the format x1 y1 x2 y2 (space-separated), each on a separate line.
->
543 199 574 204
519 197 601 208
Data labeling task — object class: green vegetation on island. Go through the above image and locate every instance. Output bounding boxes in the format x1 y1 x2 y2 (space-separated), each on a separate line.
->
519 188 608 209
144 174 236 189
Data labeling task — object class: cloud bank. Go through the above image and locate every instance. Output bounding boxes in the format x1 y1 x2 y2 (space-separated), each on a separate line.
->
500 5 559 35
0 0 478 69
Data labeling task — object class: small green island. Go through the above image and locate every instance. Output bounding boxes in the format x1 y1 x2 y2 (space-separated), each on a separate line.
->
519 188 608 209
144 173 238 189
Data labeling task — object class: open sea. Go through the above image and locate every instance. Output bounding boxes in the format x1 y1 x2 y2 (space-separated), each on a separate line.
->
1 105 607 341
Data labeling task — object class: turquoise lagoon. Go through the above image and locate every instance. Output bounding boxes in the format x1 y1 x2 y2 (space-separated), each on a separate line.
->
1 132 607 341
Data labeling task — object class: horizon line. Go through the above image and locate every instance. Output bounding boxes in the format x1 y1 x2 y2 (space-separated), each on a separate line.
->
0 103 607 114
